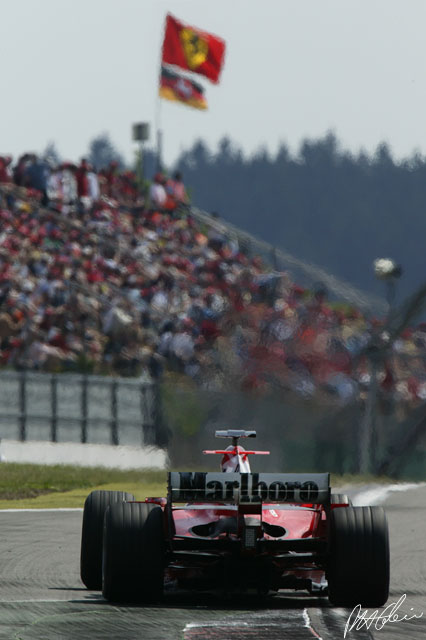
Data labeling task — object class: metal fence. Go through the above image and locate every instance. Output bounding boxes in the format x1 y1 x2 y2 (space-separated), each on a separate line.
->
0 371 166 448
190 207 387 315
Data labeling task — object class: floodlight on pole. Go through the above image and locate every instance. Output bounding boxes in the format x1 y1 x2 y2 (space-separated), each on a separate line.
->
373 258 402 280
132 122 150 188
373 258 402 309
359 257 402 474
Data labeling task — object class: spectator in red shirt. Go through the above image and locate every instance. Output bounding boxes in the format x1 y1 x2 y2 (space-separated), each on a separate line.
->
0 157 12 184
75 158 90 199
104 161 120 199
166 171 189 207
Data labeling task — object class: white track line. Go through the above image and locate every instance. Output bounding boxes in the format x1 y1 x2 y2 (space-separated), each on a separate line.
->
303 609 324 639
0 599 90 604
353 482 426 506
0 508 83 513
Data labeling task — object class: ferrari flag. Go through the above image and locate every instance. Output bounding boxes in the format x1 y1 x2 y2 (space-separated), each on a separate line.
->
159 66 207 110
162 13 226 84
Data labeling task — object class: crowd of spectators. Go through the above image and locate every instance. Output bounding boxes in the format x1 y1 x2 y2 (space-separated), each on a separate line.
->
0 152 426 412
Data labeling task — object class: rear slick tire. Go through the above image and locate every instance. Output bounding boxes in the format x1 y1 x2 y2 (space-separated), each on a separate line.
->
80 490 135 590
327 506 389 607
102 502 165 603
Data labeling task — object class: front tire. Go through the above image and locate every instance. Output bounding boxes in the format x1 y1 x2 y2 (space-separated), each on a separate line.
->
80 490 135 590
327 506 389 607
102 502 165 603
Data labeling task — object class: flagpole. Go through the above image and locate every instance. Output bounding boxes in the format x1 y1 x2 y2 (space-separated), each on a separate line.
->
155 96 163 173
156 16 165 173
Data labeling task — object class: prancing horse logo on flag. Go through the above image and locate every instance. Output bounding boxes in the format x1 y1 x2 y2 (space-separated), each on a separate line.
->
180 28 208 70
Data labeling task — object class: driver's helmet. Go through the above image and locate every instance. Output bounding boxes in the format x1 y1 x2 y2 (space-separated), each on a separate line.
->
221 445 251 473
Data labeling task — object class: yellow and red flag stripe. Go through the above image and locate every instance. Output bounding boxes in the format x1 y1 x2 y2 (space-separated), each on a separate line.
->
159 65 207 110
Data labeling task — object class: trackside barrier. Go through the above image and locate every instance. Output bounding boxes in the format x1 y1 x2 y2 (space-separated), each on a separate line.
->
0 371 168 448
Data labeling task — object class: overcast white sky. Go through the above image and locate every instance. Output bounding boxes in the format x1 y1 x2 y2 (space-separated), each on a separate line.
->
2 0 426 168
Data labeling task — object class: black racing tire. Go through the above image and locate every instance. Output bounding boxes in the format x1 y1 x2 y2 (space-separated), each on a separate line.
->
330 493 352 506
80 490 135 590
102 502 165 603
327 506 389 607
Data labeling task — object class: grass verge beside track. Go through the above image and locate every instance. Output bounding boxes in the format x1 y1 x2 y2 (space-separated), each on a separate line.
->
0 464 395 509
0 463 166 509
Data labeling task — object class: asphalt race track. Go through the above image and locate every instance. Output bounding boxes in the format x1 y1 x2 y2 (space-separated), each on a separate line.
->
0 487 425 640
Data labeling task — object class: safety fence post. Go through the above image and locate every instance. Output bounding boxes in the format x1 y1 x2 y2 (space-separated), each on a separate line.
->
111 379 119 445
81 375 88 443
140 384 151 445
151 382 169 448
19 371 27 441
50 374 58 442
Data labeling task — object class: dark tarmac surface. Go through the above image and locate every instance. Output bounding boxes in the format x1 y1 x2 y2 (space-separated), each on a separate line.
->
0 485 424 640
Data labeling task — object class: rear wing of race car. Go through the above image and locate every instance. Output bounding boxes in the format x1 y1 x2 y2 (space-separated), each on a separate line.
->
168 472 330 505
215 430 256 439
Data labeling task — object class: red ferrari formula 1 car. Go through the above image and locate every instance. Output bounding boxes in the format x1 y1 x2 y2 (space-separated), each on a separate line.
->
80 430 389 607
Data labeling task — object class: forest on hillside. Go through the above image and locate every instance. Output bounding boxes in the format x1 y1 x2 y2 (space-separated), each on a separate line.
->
172 133 426 300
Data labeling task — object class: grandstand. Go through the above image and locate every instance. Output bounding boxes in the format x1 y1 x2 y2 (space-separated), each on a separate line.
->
1 155 426 477
1 155 425 407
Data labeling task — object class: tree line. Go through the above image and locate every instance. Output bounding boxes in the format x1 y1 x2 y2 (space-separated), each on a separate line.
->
174 132 426 300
